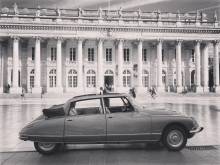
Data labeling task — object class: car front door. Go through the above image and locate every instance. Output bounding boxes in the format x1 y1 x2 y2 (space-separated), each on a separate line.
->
104 97 151 142
64 98 106 143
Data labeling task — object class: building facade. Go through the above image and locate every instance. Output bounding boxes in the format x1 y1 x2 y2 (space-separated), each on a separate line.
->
0 5 220 94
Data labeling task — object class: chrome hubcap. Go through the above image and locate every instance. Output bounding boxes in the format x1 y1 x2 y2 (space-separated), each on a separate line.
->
38 142 56 151
167 130 184 148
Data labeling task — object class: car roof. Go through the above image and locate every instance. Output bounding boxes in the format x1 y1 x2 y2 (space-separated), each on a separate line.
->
69 93 129 102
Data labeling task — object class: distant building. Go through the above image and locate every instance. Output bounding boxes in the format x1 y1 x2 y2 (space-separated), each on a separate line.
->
0 5 220 94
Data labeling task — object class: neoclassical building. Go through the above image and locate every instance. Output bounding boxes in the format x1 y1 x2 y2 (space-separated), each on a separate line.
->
0 5 220 94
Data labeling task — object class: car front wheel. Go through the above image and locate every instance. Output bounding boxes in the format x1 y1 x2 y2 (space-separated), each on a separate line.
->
34 142 60 155
162 125 187 151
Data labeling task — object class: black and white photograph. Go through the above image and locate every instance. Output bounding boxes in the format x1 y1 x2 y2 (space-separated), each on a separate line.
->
0 0 220 164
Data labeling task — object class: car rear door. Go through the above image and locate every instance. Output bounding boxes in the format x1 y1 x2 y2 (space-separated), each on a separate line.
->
104 97 151 142
64 98 106 143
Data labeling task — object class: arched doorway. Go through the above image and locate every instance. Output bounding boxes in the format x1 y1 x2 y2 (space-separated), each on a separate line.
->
104 70 114 91
86 69 96 88
142 70 149 88
123 70 131 87
209 67 214 92
162 70 166 87
191 70 195 91
191 70 195 85
30 69 35 88
68 69 78 88
49 69 56 88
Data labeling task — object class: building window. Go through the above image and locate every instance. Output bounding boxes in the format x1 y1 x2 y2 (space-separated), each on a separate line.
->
174 49 176 60
68 69 77 88
49 69 56 87
142 70 149 87
123 70 131 87
162 70 166 85
88 48 94 61
173 71 177 86
123 48 130 62
191 49 195 63
142 49 147 62
162 49 165 62
86 70 96 87
208 57 213 65
106 48 112 62
51 47 57 61
69 48 76 62
31 47 35 61
30 69 35 88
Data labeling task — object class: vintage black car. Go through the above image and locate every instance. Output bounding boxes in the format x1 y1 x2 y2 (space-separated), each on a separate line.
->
19 93 203 154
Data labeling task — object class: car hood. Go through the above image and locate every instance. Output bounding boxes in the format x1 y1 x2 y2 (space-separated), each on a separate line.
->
141 106 184 116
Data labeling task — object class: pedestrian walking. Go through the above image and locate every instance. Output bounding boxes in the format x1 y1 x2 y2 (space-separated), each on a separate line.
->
41 88 44 99
129 87 136 98
21 87 25 99
149 87 157 99
7 84 10 93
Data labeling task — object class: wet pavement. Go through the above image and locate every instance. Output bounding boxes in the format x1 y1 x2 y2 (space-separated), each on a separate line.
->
0 96 220 152
1 145 220 165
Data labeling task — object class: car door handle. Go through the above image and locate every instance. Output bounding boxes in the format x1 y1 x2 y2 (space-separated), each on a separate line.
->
108 116 113 119
66 119 73 121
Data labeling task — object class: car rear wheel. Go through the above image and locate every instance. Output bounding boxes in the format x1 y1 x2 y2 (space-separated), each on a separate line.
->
34 142 60 155
162 125 187 151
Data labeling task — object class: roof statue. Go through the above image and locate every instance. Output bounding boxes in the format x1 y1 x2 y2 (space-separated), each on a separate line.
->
56 8 61 17
98 7 102 18
214 11 218 22
36 6 41 17
196 10 200 21
13 3 19 15
137 8 142 18
176 10 180 21
157 10 161 20
78 8 83 17
118 7 123 18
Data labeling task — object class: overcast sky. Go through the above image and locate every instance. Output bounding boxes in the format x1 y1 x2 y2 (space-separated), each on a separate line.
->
0 0 220 13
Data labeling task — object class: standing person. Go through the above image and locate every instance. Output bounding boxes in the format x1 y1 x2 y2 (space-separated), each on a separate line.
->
151 87 157 99
41 88 44 99
129 87 136 98
100 87 104 94
21 87 25 99
7 84 10 93
149 86 157 99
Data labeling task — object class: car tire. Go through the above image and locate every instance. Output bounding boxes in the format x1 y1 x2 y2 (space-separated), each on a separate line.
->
34 142 60 155
162 125 187 151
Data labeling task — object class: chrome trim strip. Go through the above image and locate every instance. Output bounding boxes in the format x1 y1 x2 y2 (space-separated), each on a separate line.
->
190 127 204 133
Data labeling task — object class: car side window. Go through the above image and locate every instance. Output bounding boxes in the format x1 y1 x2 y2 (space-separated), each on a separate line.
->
104 97 134 113
69 99 102 116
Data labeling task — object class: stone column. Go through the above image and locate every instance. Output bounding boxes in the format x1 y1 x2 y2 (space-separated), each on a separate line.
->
56 38 63 92
137 40 143 91
117 39 123 91
176 40 182 93
214 41 220 93
195 41 203 92
157 39 163 92
10 37 22 93
0 41 3 93
77 38 83 92
97 39 104 91
203 43 209 92
32 37 42 93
